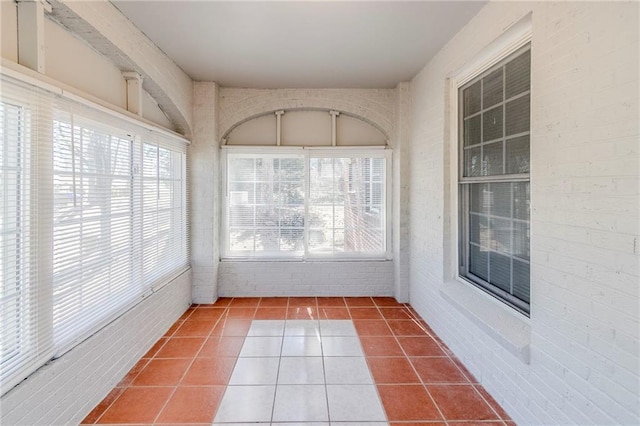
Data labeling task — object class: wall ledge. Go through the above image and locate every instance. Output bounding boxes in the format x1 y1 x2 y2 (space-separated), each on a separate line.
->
440 279 531 364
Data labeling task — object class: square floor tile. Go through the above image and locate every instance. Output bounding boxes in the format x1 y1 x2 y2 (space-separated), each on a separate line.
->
239 336 283 357
318 307 351 319
352 319 393 336
273 385 329 422
322 336 364 357
360 336 404 356
199 336 245 358
396 336 444 357
255 307 288 319
213 386 276 423
285 319 321 336
229 357 280 385
411 357 469 384
96 387 173 424
182 357 236 385
155 337 205 358
247 320 286 336
348 307 383 320
367 357 420 384
326 385 386 422
156 386 224 423
282 335 323 356
377 384 441 421
131 358 191 386
427 384 498 421
319 320 357 336
324 357 373 385
278 357 325 384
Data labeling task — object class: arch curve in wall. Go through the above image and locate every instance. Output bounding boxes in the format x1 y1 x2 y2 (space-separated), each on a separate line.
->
218 89 395 144
221 107 390 145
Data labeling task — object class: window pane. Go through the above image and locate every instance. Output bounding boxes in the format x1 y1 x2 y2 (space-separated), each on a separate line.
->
469 183 489 214
505 49 531 98
469 244 488 281
482 68 503 109
463 81 481 117
463 115 481 147
506 136 530 174
489 252 511 293
490 182 512 218
482 142 503 176
512 260 530 303
469 214 488 247
505 95 530 136
464 147 481 177
490 217 512 254
513 221 530 261
482 105 503 142
513 182 530 221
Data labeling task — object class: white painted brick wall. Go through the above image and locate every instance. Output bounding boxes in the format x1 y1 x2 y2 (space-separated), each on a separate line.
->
0 270 192 426
409 1 639 425
218 88 396 142
190 82 220 304
219 261 394 297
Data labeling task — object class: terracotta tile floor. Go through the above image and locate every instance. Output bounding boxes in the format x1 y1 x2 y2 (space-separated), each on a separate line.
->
82 297 514 425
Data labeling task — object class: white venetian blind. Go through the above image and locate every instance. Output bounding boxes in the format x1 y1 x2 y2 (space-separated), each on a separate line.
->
52 102 139 352
0 75 54 394
140 132 188 288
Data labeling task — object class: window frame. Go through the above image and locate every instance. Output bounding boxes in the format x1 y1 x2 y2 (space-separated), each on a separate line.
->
450 21 532 317
221 146 392 261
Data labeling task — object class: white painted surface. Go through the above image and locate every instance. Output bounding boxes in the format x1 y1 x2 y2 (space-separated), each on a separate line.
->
219 261 393 297
409 1 639 424
0 269 192 426
111 1 486 88
1 1 18 62
190 82 220 304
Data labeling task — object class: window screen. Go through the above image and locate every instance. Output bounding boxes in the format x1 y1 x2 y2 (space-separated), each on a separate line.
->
459 45 531 314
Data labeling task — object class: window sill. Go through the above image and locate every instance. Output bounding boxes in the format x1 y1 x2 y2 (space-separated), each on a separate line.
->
440 278 531 364
220 257 391 263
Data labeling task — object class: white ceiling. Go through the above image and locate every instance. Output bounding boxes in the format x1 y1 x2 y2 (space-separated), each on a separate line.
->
112 1 486 89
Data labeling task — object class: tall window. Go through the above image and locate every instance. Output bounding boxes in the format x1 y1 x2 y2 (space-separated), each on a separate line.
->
0 72 189 394
459 45 531 314
223 149 389 259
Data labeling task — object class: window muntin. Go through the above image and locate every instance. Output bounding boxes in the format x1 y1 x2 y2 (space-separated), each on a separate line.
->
459 46 531 314
223 149 389 259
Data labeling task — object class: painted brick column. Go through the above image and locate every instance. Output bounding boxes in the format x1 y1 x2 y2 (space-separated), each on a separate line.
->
190 82 220 303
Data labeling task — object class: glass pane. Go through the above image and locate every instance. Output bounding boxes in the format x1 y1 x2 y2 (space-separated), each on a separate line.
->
490 182 512 218
469 214 488 247
279 228 303 252
255 229 279 252
505 49 531 98
482 68 503 109
506 136 530 174
464 147 481 177
513 182 530 221
482 141 503 176
463 81 481 117
469 244 488 281
505 95 530 136
275 182 304 205
228 157 254 181
489 251 511 293
470 183 489 214
490 217 512 254
463 115 481 147
255 206 278 227
513 221 530 260
512 260 530 303
229 182 254 204
482 105 503 142
230 230 254 251
279 206 305 228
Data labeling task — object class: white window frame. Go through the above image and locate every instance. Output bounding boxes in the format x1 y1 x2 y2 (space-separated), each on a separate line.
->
221 146 392 260
448 15 532 316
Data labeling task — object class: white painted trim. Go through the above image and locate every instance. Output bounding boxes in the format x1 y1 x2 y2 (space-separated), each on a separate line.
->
0 61 190 145
453 13 532 87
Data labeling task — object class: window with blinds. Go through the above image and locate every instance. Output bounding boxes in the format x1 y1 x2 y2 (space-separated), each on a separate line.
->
223 149 389 259
458 45 531 315
0 71 189 394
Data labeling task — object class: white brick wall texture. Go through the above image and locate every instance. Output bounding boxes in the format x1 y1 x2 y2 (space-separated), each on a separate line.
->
409 1 639 425
219 261 394 297
0 270 192 426
218 88 396 141
190 82 220 304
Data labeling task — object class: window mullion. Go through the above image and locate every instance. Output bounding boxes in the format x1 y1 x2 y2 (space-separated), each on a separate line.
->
303 152 310 258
